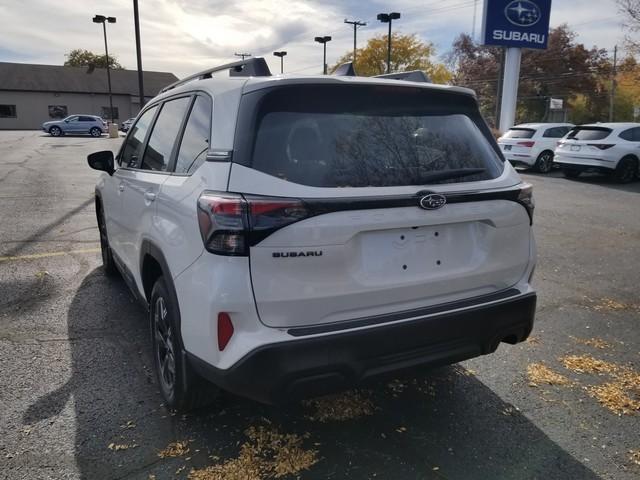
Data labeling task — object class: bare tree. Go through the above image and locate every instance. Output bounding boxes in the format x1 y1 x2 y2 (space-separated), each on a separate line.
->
618 0 640 53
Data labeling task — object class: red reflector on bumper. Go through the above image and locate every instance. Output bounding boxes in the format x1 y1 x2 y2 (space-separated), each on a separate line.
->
217 312 234 351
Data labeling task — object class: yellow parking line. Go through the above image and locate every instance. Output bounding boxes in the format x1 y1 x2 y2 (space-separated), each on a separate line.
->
0 247 101 263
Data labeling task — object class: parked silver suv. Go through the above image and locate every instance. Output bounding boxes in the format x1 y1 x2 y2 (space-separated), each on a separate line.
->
42 115 107 137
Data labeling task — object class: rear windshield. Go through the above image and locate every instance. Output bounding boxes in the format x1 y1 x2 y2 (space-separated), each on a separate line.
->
236 85 503 188
503 128 535 139
567 127 612 141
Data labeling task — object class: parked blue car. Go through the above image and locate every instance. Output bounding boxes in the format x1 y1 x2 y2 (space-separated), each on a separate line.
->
42 115 107 137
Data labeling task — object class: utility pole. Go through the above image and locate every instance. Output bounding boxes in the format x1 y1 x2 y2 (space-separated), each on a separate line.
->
609 45 617 122
314 36 332 74
344 19 366 63
133 0 144 109
234 52 251 60
377 12 401 74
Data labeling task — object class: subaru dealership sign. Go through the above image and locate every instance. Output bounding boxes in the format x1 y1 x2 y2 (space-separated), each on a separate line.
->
482 0 552 49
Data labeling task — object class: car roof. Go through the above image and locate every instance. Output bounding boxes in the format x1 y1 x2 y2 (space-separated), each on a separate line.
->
577 122 640 129
152 72 477 103
510 123 574 129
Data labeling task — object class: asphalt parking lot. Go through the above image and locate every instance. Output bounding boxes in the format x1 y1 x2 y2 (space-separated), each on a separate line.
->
1 131 639 480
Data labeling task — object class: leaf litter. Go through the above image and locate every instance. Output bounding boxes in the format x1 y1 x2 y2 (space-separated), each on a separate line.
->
560 354 640 415
188 426 318 480
302 390 375 422
572 337 612 350
158 441 191 458
526 363 572 386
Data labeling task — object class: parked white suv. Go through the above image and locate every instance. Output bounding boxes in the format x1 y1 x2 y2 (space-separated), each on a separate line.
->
554 123 640 183
498 123 574 173
87 58 537 410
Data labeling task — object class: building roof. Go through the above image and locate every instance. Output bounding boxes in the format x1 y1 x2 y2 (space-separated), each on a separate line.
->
0 62 178 97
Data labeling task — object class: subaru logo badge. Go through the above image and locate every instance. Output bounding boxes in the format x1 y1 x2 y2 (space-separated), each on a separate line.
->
419 194 447 210
505 1 541 27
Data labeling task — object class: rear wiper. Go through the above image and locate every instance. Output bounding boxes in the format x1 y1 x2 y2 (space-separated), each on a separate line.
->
416 168 487 184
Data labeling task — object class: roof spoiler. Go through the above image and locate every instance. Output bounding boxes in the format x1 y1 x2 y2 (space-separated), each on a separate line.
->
332 63 431 83
161 57 272 93
374 70 431 83
333 62 357 76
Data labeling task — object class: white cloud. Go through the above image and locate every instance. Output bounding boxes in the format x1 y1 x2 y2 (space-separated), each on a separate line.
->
0 0 628 80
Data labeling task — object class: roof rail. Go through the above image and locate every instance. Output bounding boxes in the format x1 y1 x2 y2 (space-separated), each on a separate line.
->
161 57 272 93
333 62 357 76
374 70 431 83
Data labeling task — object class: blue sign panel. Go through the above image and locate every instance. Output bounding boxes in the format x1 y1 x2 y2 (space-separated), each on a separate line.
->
482 0 552 49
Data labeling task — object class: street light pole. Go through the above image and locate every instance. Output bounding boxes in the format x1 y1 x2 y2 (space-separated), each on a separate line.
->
234 52 252 60
273 51 287 74
344 19 366 63
377 12 400 74
133 0 145 109
93 15 116 123
314 36 332 74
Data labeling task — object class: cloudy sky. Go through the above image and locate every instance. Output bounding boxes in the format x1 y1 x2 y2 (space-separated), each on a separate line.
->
0 0 629 78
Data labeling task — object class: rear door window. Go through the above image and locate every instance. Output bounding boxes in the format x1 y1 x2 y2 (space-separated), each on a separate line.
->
619 127 640 142
504 128 536 139
567 127 612 141
543 127 570 138
237 85 503 188
141 97 191 172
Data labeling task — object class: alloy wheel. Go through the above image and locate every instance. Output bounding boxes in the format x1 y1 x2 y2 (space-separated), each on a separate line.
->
154 296 176 392
538 152 553 173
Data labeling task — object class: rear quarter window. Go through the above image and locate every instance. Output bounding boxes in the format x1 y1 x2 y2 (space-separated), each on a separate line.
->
235 85 503 188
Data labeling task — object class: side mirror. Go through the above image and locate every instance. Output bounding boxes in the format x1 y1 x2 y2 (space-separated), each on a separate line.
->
87 150 115 175
64 119 69 123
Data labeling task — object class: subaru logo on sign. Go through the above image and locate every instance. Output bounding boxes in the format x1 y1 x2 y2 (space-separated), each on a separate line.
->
505 1 541 27
419 194 447 211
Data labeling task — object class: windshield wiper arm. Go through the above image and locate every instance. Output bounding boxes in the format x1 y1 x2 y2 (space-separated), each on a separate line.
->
417 168 486 184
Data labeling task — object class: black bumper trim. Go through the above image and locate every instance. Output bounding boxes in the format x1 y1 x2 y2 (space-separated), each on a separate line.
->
187 292 536 404
287 288 521 337
555 162 615 173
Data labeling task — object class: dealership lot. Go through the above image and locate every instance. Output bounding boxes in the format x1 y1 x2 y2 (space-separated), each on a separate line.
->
0 131 639 479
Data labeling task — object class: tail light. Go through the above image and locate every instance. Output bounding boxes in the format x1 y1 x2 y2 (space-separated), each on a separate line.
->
517 183 535 224
517 141 535 148
197 191 310 256
588 144 615 150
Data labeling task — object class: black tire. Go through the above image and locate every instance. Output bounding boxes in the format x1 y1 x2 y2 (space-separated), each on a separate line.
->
49 126 62 137
534 150 554 173
612 156 638 184
97 205 118 276
90 127 102 138
562 168 581 179
150 277 218 411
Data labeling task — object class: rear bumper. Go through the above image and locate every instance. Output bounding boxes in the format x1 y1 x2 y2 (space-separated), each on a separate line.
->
554 154 616 172
188 291 537 404
505 154 535 167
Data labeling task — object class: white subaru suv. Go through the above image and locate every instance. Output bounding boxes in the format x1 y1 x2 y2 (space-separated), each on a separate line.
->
87 58 537 411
